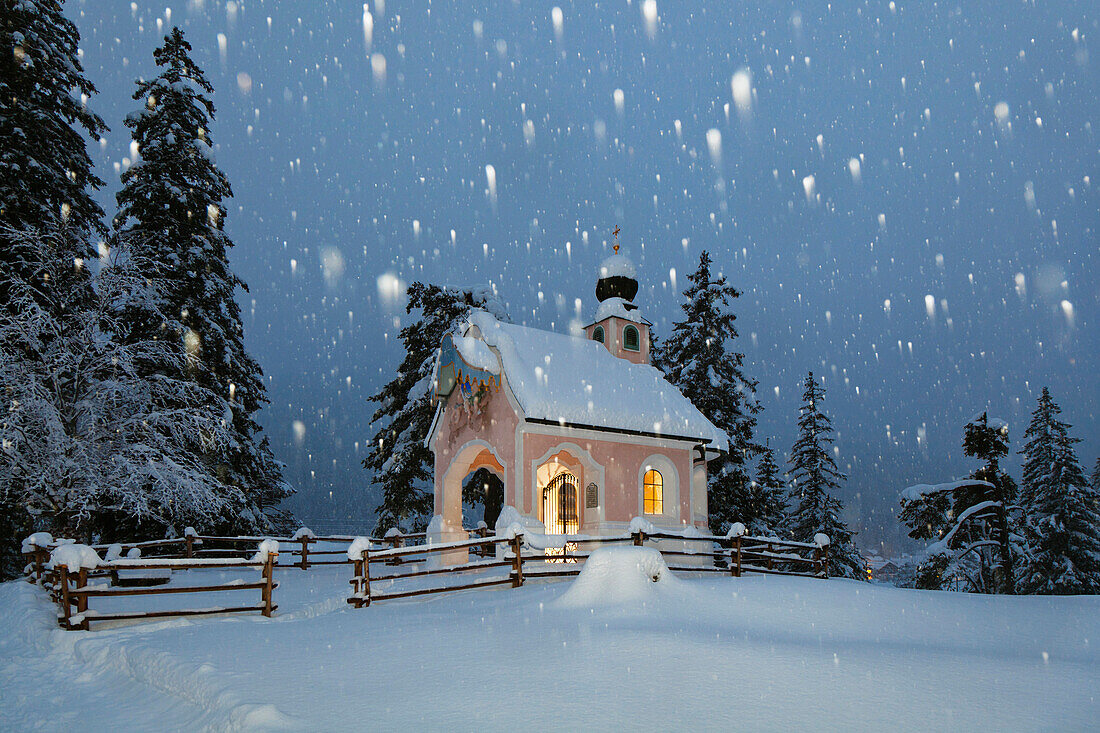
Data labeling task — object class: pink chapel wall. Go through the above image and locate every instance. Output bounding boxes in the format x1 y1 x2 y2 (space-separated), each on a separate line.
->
521 431 696 530
432 375 519 523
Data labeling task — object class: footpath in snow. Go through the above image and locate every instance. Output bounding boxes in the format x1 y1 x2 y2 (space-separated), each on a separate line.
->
1 551 1098 731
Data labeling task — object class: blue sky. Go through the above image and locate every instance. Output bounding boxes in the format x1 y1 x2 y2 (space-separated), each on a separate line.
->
69 0 1098 552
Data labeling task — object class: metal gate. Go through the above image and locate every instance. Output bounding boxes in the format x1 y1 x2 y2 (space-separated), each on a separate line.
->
543 472 580 535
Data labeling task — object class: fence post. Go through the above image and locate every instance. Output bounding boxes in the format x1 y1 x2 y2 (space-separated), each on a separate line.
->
58 565 72 629
185 535 194 558
362 550 372 606
299 536 310 570
34 547 46 583
510 534 524 588
632 530 644 547
732 536 742 577
822 545 829 579
75 567 89 631
262 551 276 617
351 558 363 607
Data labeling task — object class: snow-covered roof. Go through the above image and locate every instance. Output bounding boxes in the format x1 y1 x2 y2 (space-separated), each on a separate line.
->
465 311 727 448
592 296 647 325
598 253 636 279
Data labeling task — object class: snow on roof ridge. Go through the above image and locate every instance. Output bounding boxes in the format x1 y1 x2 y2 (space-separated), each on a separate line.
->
465 310 727 448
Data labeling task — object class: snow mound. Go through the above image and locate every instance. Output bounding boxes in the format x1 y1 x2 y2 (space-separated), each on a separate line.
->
598 253 637 279
593 296 645 324
628 516 656 535
252 539 279 561
21 532 53 553
495 505 544 540
726 522 747 538
291 527 316 541
554 547 685 609
48 544 102 571
814 533 831 548
347 537 371 560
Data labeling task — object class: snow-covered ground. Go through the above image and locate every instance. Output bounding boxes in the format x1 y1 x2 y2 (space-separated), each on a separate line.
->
2 550 1097 731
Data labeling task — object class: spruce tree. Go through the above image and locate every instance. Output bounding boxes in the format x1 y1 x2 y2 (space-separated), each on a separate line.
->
0 0 107 307
365 283 506 534
112 29 291 534
659 251 759 533
744 440 787 537
787 372 863 578
1017 388 1100 594
900 412 1023 594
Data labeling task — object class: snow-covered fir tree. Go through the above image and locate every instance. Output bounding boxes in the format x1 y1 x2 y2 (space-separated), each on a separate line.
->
0 2 108 575
1 227 246 574
0 0 107 310
744 440 787 537
1017 388 1100 594
365 282 507 534
786 372 863 578
657 251 759 533
111 28 291 535
900 412 1023 594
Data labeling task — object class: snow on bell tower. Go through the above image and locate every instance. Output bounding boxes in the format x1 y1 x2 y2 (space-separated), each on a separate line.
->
584 227 651 365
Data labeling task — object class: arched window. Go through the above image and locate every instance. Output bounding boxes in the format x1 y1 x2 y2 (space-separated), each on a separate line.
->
592 326 605 343
643 469 663 514
623 325 640 351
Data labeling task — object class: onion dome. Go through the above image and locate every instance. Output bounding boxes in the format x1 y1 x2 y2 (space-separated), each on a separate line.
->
595 246 638 302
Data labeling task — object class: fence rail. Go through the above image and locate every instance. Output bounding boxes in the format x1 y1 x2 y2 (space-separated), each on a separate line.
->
24 525 827 630
346 529 828 607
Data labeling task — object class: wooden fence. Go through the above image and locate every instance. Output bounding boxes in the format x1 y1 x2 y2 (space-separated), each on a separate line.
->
51 554 278 631
24 526 827 630
346 529 828 607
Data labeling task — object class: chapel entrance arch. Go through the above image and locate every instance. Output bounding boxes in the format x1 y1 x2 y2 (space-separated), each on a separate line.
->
542 472 580 535
440 442 506 538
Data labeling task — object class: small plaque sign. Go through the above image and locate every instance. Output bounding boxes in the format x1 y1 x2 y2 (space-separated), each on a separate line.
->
585 483 599 509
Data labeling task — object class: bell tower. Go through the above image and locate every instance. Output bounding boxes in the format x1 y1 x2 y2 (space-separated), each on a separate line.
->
584 227 651 365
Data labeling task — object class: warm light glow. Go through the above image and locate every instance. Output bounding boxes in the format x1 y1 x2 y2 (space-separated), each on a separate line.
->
643 469 663 514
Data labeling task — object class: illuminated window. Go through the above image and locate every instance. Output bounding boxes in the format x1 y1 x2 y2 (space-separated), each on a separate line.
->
643 469 663 514
592 326 605 343
623 325 640 351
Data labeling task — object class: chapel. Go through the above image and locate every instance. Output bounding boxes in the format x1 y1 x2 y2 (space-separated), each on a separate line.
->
425 246 726 550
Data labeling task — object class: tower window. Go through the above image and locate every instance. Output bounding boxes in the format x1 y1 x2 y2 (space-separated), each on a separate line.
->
592 326 605 343
623 325 640 351
643 469 663 514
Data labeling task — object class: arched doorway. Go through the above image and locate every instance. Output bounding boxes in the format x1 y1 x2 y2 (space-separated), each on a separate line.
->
542 472 580 535
463 467 504 529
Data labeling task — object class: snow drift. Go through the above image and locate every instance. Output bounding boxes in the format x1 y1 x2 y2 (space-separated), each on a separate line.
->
554 546 686 608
